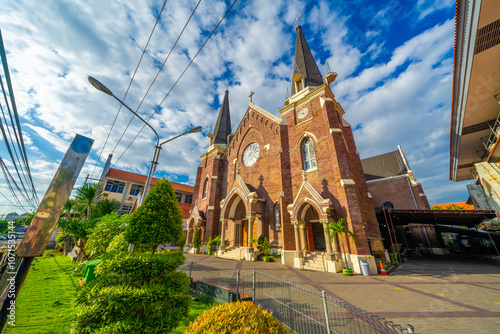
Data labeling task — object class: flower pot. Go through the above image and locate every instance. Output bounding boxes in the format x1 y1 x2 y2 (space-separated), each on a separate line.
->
343 269 353 276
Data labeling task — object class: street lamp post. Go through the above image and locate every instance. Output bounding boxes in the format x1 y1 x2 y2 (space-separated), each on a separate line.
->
87 76 201 204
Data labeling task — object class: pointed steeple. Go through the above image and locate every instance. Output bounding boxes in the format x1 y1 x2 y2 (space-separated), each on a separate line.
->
212 90 232 145
291 25 323 96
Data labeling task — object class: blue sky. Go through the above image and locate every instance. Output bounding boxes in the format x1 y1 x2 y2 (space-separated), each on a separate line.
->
0 0 469 216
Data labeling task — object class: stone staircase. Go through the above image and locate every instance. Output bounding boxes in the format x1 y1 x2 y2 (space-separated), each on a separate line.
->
303 251 325 271
219 246 246 260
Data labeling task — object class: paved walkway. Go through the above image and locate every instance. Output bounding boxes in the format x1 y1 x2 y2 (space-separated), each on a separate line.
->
184 253 500 334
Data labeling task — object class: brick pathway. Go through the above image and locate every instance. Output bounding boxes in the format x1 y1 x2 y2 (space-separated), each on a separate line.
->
184 253 500 334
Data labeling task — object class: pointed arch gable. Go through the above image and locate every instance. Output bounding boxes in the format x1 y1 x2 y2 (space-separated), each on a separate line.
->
220 173 264 219
287 178 331 221
187 205 205 228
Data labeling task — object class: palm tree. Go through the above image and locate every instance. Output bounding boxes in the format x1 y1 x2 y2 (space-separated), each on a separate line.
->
327 218 356 270
76 183 103 219
93 198 121 218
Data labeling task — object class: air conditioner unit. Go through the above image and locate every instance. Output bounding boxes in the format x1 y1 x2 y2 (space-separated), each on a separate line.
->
128 197 133 200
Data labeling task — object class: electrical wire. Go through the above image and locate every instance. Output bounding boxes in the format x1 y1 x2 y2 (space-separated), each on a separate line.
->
114 0 239 166
0 28 39 207
110 0 204 158
90 0 170 179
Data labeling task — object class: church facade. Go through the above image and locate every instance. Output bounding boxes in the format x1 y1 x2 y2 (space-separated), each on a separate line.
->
186 26 382 274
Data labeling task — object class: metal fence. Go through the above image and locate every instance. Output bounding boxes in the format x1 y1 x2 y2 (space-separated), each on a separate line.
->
179 262 416 334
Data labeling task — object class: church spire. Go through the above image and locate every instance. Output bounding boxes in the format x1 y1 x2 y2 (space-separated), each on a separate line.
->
212 90 231 145
291 25 323 96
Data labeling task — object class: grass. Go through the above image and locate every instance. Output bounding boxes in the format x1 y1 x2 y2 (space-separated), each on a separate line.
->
4 251 80 334
171 299 213 333
3 251 212 334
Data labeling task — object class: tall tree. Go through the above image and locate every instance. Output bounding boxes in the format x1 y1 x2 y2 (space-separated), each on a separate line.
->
127 178 183 253
327 218 356 270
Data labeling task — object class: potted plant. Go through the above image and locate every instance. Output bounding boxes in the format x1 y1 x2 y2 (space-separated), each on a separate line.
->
257 236 271 262
327 218 356 275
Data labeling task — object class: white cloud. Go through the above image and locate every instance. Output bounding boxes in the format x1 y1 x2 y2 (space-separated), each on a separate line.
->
0 0 464 215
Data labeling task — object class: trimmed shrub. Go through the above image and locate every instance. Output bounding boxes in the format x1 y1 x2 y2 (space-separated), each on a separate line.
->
85 213 130 259
127 178 183 252
94 250 188 287
106 231 150 254
72 251 190 334
184 301 291 334
192 227 201 249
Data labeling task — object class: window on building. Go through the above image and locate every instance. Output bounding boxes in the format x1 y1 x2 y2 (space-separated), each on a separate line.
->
184 194 192 204
302 137 317 171
129 184 143 197
176 192 183 203
203 179 209 199
104 180 125 193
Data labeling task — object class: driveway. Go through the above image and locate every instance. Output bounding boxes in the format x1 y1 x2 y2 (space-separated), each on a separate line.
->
184 253 500 334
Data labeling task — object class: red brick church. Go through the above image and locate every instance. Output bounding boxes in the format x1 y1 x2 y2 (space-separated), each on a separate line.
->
186 26 383 274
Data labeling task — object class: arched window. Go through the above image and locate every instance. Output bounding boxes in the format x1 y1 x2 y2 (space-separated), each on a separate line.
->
302 138 317 171
203 178 209 199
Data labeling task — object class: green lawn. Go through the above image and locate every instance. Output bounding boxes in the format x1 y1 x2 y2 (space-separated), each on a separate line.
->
4 252 80 334
4 252 211 334
171 300 212 333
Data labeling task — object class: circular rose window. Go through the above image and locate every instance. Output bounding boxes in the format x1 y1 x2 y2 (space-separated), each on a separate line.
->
242 143 260 166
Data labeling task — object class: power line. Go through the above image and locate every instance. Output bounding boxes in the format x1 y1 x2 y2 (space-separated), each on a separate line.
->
114 0 239 166
0 158 31 211
110 0 204 159
0 28 39 204
90 0 170 179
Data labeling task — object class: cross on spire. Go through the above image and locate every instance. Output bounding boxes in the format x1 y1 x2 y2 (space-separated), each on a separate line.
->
291 13 304 28
249 91 255 104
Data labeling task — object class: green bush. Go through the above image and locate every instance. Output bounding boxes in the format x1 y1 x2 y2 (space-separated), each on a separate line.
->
127 178 184 252
72 251 190 334
192 228 201 249
184 301 291 334
106 231 150 254
85 213 129 259
95 250 188 287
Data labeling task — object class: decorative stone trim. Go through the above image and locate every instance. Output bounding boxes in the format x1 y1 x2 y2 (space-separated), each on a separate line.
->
340 179 355 186
329 128 342 134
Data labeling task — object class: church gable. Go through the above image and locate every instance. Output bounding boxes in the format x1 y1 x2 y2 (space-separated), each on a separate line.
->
227 104 281 158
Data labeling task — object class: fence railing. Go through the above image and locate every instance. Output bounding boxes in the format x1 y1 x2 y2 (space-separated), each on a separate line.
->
179 262 416 334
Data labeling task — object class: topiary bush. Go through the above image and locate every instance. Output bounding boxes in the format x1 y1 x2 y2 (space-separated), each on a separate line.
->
183 301 291 334
85 213 130 259
106 231 150 254
72 250 190 334
127 178 184 253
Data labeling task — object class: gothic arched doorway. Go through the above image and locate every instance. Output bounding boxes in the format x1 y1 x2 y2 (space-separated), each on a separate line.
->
304 205 326 252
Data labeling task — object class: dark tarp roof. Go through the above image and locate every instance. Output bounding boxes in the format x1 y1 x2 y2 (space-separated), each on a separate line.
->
361 150 407 181
376 209 497 228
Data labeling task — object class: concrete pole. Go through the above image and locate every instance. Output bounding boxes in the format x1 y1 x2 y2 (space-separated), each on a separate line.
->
300 222 309 256
293 222 301 257
220 219 226 251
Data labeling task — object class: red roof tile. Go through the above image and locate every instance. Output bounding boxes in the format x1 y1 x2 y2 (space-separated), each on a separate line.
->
107 168 194 193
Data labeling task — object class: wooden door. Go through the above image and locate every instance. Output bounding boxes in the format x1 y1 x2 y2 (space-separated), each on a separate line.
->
307 223 315 252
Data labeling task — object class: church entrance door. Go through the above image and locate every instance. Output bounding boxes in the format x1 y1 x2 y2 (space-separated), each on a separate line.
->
312 223 326 251
242 222 248 246
304 205 326 252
